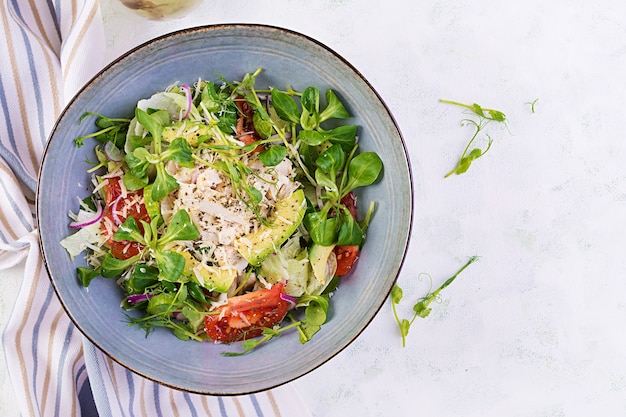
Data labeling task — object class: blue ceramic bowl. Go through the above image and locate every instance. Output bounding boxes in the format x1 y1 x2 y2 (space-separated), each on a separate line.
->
38 24 412 395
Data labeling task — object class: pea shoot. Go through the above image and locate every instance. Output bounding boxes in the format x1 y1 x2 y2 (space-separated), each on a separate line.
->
391 256 478 347
440 99 507 177
526 98 539 113
75 112 131 148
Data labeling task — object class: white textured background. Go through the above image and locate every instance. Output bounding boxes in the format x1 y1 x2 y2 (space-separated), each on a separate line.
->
2 0 626 415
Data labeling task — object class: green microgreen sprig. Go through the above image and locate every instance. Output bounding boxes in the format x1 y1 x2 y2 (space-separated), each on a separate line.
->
125 283 212 341
391 256 478 347
440 99 507 177
302 145 382 246
526 98 539 113
125 108 194 200
75 112 131 148
112 209 200 282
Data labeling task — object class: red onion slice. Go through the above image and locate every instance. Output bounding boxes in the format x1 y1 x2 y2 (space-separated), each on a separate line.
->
104 141 123 162
69 201 104 229
127 293 153 305
280 292 297 310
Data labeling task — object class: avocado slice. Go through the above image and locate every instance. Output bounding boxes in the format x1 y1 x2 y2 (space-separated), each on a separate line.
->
162 121 211 146
309 243 336 285
181 251 237 293
142 184 161 221
235 189 306 266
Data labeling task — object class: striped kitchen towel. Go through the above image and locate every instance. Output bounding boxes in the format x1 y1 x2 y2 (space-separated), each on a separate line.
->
0 1 310 416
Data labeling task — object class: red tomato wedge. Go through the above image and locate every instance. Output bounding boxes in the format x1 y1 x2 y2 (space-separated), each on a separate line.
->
334 192 360 276
205 283 290 343
334 245 360 276
101 176 150 260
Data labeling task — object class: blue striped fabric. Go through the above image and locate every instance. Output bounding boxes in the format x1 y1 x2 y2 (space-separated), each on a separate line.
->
0 1 310 416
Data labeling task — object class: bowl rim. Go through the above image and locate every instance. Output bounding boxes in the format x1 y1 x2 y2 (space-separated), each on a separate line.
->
37 23 414 395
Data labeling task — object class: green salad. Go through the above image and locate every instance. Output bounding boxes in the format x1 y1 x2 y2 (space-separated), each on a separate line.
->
61 69 383 354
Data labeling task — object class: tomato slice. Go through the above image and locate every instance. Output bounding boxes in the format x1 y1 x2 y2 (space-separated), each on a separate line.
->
204 283 290 343
334 192 360 276
334 245 359 276
101 176 150 260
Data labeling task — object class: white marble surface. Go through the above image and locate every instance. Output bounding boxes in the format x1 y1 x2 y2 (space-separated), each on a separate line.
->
3 0 626 415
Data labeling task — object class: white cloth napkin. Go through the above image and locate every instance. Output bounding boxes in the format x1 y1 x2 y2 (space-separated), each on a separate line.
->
0 1 311 415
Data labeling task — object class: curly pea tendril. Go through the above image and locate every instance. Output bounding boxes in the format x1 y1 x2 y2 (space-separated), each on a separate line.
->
391 256 479 348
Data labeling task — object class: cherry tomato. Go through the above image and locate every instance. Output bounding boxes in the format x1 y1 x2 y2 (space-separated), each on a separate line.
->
334 245 359 276
204 283 290 343
101 176 150 260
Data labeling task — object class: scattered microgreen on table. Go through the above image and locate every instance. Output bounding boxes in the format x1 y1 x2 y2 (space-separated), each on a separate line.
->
526 98 539 113
439 99 507 178
391 256 478 347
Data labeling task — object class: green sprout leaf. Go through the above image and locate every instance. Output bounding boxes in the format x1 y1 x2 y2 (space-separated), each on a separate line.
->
124 151 150 179
303 207 339 246
136 108 167 142
258 145 287 166
77 266 101 287
316 144 346 178
298 130 326 146
343 152 383 194
154 250 186 282
152 163 179 201
161 137 194 168
100 253 142 278
445 137 492 178
125 264 159 295
301 86 320 114
113 216 146 245
300 86 321 130
187 281 208 304
252 107 273 138
336 211 363 246
271 87 301 124
319 89 350 122
297 294 329 343
326 125 358 151
157 209 200 247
